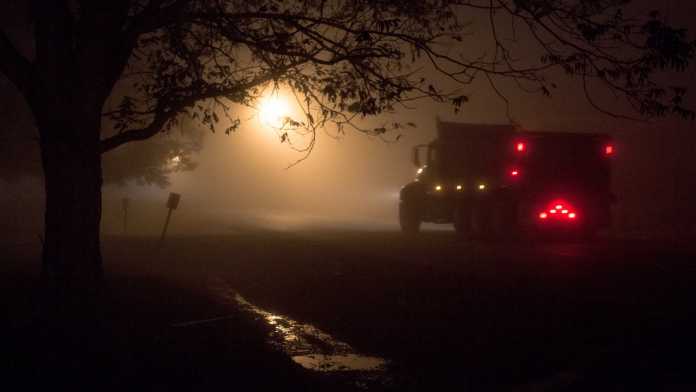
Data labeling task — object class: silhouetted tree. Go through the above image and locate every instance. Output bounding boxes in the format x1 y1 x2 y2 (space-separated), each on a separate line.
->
0 0 694 289
0 84 201 187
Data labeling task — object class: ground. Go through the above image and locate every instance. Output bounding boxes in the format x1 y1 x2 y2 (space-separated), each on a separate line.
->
2 229 695 390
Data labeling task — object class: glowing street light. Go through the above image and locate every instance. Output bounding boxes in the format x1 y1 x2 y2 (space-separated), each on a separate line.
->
258 95 290 129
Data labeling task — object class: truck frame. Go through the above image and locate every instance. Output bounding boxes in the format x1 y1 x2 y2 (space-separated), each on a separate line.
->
399 121 615 238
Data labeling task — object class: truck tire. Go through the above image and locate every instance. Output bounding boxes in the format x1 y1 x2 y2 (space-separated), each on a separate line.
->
489 199 518 240
470 201 492 239
470 198 514 240
399 201 421 234
454 203 472 237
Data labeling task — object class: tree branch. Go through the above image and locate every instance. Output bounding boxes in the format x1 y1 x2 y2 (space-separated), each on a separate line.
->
100 106 173 153
100 60 306 153
127 0 192 36
0 28 34 98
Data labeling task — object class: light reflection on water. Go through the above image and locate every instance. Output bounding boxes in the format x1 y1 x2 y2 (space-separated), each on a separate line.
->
214 286 388 373
292 354 386 372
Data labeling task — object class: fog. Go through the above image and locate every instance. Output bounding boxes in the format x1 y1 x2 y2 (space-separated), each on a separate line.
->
6 77 696 241
96 98 442 236
2 0 696 241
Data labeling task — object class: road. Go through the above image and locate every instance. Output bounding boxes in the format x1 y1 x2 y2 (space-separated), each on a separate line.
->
108 230 696 391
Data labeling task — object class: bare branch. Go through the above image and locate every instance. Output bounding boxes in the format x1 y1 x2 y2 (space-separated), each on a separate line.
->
101 60 305 153
0 29 34 98
101 0 696 158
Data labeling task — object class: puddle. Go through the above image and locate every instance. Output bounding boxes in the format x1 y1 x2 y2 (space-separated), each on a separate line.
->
292 354 386 372
230 292 388 373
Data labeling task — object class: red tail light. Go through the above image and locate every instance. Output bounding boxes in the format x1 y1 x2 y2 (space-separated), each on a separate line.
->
604 144 614 156
537 200 578 222
516 142 526 152
511 169 519 177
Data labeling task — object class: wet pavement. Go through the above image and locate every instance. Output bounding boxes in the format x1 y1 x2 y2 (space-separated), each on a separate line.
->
202 231 696 391
209 279 392 389
132 231 696 391
232 290 387 372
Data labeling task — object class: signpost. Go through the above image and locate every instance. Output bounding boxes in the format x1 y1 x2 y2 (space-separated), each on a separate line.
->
159 192 180 247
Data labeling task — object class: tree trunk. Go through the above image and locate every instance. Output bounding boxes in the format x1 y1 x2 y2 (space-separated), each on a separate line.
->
40 131 103 292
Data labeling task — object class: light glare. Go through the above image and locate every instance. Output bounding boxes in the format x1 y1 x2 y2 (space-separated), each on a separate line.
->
259 95 290 128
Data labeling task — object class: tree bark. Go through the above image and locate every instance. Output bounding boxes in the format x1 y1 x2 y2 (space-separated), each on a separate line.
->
39 127 104 292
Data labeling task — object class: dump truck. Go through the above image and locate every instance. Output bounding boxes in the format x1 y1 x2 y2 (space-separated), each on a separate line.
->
399 120 615 238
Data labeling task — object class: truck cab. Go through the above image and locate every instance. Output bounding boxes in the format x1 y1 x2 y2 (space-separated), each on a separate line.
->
399 121 615 238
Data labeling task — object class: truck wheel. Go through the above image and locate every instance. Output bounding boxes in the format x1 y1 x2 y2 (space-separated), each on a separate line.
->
399 201 421 234
470 202 491 239
489 200 518 240
454 204 472 237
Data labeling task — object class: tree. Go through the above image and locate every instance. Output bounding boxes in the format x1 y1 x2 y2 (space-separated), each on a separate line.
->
0 84 202 187
0 0 694 289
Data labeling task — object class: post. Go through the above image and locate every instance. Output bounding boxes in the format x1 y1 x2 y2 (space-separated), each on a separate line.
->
159 208 173 244
159 192 180 248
